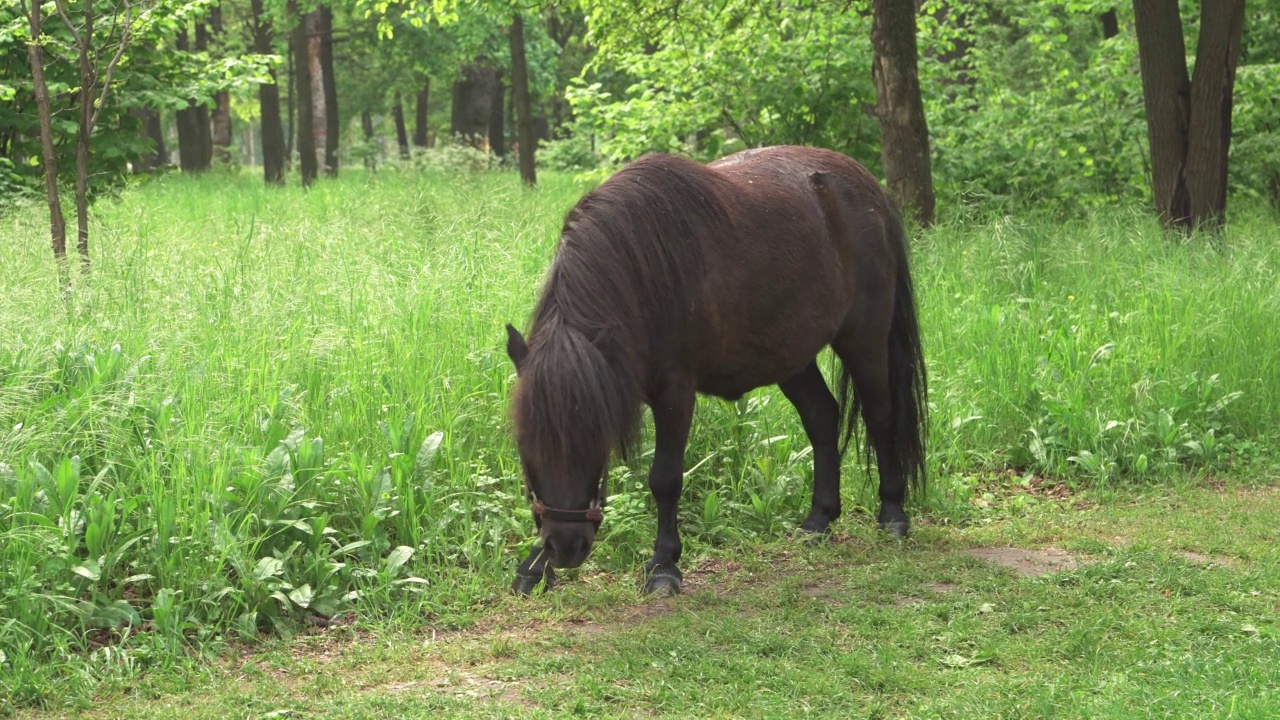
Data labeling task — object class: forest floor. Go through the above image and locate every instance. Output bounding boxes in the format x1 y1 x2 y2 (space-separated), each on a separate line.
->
17 473 1279 719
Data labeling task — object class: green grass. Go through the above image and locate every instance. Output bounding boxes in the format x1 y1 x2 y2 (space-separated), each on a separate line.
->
1 166 1278 713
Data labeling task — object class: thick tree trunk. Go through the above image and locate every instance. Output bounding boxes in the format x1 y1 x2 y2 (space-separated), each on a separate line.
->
871 0 935 226
211 4 232 164
175 28 203 173
510 15 537 186
252 0 286 183
414 78 431 147
489 74 506 158
1183 1 1245 229
1100 8 1119 39
194 23 213 169
292 2 317 186
450 63 495 151
1133 0 1244 230
392 92 410 159
319 6 339 176
23 0 68 262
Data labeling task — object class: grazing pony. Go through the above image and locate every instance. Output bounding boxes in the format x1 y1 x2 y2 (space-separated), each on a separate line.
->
505 145 927 595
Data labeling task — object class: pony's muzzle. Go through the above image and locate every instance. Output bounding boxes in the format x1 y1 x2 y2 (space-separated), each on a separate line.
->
540 520 597 569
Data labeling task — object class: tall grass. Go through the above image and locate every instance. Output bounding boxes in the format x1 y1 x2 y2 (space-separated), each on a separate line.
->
1 168 1277 709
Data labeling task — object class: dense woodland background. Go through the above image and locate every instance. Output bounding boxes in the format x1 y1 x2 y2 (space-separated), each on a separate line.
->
3 1 1278 241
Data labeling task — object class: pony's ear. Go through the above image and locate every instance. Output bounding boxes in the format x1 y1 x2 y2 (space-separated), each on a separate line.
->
505 324 529 372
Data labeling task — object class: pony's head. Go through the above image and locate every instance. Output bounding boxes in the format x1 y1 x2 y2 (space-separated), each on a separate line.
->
506 323 638 569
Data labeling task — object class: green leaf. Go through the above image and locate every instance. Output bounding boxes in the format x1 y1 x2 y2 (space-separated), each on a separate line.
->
252 556 284 582
72 559 101 582
415 431 444 476
385 545 414 572
288 584 313 609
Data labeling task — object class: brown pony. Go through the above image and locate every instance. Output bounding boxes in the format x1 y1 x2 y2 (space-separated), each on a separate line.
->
505 145 927 595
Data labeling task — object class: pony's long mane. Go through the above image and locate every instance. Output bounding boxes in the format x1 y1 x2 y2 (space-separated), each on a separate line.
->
512 154 735 483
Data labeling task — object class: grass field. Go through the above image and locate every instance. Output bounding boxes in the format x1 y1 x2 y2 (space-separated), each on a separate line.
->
1 167 1279 715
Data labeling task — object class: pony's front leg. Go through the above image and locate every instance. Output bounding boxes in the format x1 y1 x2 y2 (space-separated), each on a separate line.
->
643 382 696 596
512 543 556 595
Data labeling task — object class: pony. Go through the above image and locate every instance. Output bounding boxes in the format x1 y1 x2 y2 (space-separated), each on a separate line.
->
504 145 927 595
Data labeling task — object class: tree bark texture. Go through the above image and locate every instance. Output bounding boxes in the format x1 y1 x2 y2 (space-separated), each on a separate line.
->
1133 0 1245 230
194 22 213 169
175 28 204 173
23 0 68 261
292 2 317 186
393 92 410 159
1100 8 1119 39
211 4 233 163
450 63 495 151
489 74 506 158
252 0 286 183
305 10 327 177
871 0 935 226
361 109 377 170
510 15 537 186
320 5 339 176
414 78 431 147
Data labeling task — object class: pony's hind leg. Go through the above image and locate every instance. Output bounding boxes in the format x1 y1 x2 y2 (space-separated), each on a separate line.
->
833 337 910 537
778 361 842 538
642 380 697 595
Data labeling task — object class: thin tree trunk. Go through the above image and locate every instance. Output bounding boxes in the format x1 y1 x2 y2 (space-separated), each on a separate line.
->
361 109 377 170
489 74 506 158
23 0 68 262
130 108 164 172
252 0 286 183
414 78 430 147
871 0 935 226
392 92 410 159
211 4 232 163
292 2 317 186
305 10 326 176
286 34 295 161
73 2 95 269
509 14 537 186
320 6 339 176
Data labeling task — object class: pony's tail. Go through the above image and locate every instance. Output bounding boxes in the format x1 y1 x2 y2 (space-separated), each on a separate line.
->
834 205 928 501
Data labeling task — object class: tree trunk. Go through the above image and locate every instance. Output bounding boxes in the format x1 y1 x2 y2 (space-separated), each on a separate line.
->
871 0 935 226
414 78 430 147
304 10 327 177
392 92 410 159
1133 0 1245 230
510 15 537 186
1183 1 1245 229
1100 8 1119 39
130 108 166 171
320 6 339 176
286 34 295 161
175 28 204 173
211 4 233 164
252 0 286 183
23 0 68 262
489 74 506 158
74 15 94 270
450 63 495 151
292 2 317 186
194 22 214 169
361 109 377 170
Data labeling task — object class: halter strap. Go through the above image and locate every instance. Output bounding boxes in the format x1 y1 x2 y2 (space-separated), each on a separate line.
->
525 473 608 526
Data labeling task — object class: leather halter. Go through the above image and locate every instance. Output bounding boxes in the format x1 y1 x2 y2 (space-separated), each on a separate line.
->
525 473 607 527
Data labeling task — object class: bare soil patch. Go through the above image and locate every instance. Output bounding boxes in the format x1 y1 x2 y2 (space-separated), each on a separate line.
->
1177 551 1241 568
962 546 1083 576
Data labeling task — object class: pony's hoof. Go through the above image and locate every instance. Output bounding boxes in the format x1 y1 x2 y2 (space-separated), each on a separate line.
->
643 568 683 596
800 526 834 546
511 567 555 596
878 519 910 538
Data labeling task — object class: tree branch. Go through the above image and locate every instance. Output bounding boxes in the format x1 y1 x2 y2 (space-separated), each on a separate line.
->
89 0 133 130
52 0 84 47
